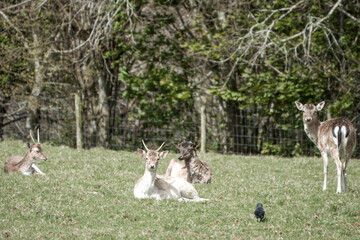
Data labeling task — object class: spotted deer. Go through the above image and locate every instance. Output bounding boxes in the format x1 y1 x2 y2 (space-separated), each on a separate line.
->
4 130 47 175
134 140 208 201
166 141 212 184
295 101 357 193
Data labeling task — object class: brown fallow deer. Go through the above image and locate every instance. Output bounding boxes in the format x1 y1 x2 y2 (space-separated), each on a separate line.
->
166 141 212 184
295 101 357 193
134 140 208 201
4 130 47 175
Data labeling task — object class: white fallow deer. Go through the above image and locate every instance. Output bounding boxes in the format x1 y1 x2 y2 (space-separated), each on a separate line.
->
4 130 47 175
134 140 208 202
295 101 357 193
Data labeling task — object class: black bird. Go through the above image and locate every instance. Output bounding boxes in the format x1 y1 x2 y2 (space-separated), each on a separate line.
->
254 203 265 222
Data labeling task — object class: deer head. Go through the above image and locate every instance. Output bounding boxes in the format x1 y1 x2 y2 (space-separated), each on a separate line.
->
174 141 198 160
137 140 168 171
27 129 47 161
295 101 325 124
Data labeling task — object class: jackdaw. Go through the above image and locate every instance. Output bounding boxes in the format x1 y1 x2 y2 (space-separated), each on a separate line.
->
254 203 265 221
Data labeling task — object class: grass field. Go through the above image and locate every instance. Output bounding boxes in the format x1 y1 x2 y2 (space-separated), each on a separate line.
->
1 140 360 239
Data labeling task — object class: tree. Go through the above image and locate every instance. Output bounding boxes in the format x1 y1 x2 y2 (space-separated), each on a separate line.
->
0 0 129 147
179 0 360 153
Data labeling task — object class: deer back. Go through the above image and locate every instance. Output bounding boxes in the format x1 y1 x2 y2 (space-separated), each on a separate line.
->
4 156 23 173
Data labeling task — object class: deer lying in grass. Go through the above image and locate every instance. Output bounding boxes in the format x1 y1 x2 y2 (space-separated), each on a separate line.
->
295 101 357 193
165 141 212 184
4 130 47 175
134 140 208 201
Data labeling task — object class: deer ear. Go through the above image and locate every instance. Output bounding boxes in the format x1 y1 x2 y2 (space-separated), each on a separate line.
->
137 148 146 158
316 101 325 111
159 150 169 159
192 142 198 149
174 143 180 149
27 143 31 149
295 101 304 111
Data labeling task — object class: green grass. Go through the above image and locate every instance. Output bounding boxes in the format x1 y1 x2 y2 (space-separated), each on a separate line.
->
1 140 360 239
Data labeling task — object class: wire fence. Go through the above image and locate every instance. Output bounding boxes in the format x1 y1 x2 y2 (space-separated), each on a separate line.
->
1 95 359 157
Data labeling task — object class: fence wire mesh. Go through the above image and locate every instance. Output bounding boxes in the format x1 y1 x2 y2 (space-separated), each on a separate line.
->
1 95 359 157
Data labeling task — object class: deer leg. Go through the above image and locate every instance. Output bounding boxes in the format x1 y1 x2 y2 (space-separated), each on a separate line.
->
32 164 45 175
330 149 342 193
342 168 347 192
342 157 350 192
336 161 343 194
321 152 329 191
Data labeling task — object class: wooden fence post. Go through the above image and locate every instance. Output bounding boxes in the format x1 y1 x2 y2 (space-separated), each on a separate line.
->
200 105 206 153
75 92 83 150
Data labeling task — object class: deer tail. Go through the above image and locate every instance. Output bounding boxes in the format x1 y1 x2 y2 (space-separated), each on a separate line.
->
332 124 350 150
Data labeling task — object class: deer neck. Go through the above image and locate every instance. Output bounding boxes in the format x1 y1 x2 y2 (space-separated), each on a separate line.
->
140 167 157 193
185 151 200 175
304 120 321 145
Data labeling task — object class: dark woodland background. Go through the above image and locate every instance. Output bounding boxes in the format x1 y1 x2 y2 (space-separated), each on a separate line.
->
1 0 360 156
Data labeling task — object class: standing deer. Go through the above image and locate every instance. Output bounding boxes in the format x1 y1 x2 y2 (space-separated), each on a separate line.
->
166 141 212 184
295 101 357 193
134 140 208 201
4 130 47 175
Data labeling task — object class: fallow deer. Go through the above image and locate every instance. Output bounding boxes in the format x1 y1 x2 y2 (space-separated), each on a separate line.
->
166 141 212 184
295 101 357 193
4 130 47 175
134 140 208 201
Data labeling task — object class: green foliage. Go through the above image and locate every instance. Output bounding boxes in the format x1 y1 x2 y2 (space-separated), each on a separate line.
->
0 29 29 96
2 0 360 156
212 66 327 117
110 1 196 126
261 141 282 155
199 0 359 120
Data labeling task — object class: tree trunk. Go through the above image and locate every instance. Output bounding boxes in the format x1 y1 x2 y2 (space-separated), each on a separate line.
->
0 95 6 141
200 105 206 153
97 74 109 147
26 32 44 132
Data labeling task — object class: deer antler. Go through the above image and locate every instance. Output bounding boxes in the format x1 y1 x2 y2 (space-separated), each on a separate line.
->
142 140 149 151
157 141 166 151
29 130 36 144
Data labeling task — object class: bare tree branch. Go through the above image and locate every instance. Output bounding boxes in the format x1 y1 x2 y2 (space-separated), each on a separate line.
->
216 0 349 71
337 7 360 24
0 9 30 50
52 0 132 54
1 0 32 10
